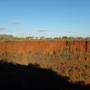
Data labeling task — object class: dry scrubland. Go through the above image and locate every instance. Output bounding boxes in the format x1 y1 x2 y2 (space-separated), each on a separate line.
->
0 35 90 85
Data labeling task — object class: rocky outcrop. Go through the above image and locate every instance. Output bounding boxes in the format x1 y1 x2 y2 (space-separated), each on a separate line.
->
0 40 89 54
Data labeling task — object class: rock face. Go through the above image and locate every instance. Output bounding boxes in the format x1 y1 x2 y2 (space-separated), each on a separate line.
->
0 40 90 84
0 40 89 54
0 40 90 63
0 40 89 63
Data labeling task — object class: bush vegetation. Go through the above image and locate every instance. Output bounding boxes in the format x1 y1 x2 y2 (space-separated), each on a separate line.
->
0 34 90 42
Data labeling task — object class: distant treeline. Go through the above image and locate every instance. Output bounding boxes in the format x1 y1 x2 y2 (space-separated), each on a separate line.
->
0 34 90 42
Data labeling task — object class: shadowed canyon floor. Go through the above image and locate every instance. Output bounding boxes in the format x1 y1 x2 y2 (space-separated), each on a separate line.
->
0 61 90 89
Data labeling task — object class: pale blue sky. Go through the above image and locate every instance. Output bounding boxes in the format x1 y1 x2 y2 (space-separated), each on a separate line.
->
0 0 90 37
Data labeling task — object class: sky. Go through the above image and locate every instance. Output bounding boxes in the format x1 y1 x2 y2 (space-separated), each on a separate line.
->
0 0 90 37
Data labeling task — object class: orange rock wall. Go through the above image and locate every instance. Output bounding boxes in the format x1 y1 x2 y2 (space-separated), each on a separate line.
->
0 40 89 54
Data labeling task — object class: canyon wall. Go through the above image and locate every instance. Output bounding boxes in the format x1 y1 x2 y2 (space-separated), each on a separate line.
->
0 40 90 84
0 40 89 54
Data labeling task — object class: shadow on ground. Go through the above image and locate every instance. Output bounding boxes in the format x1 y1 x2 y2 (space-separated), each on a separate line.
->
0 60 90 90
